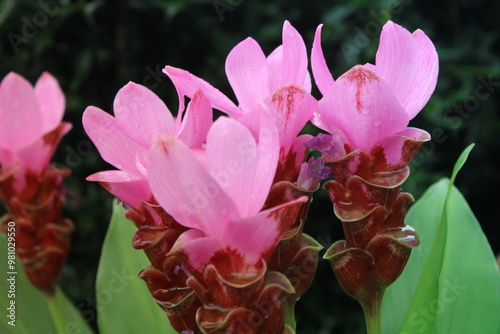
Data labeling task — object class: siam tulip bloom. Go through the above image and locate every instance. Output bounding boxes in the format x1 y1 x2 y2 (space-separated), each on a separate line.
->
162 23 324 326
309 20 438 332
83 82 212 210
311 20 438 151
83 82 213 332
163 20 318 184
0 72 72 294
148 114 308 333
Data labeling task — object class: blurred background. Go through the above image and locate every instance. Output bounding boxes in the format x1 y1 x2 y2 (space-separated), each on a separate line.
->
1 0 499 333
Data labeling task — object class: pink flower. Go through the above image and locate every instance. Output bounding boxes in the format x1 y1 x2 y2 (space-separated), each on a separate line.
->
147 113 307 277
0 72 71 187
309 22 437 323
311 21 438 158
83 82 212 209
163 21 317 178
0 72 72 294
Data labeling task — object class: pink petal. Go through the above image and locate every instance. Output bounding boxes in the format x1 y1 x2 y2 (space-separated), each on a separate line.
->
82 106 145 176
318 66 409 151
17 122 71 173
264 84 317 153
402 29 439 119
172 229 220 272
222 196 308 264
371 127 431 168
280 21 308 89
253 109 280 209
311 24 335 96
268 44 311 93
0 72 43 151
147 134 239 236
267 45 284 92
113 82 174 146
205 117 259 217
176 90 213 147
205 116 277 217
87 170 151 209
225 37 270 111
163 66 242 117
363 63 376 72
375 21 419 110
34 72 65 133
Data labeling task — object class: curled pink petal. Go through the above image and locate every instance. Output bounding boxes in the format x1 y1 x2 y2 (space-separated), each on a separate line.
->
176 90 213 148
280 20 308 89
163 65 242 117
87 170 151 210
370 127 431 169
82 106 145 176
311 24 335 96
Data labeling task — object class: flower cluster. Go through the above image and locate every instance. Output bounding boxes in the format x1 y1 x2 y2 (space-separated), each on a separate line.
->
0 72 72 295
84 20 438 333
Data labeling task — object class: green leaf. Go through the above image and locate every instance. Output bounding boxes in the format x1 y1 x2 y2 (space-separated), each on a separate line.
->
0 232 94 334
448 143 474 192
382 144 500 334
96 201 176 334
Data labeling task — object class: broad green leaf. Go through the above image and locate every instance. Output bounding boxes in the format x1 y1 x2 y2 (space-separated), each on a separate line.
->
96 201 176 334
0 233 94 334
382 144 500 333
381 179 448 333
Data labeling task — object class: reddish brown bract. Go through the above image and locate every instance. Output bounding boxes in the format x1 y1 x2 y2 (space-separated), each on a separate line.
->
0 164 72 294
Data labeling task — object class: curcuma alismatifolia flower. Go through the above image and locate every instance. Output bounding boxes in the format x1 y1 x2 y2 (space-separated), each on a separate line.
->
164 22 325 326
0 72 72 294
309 20 438 324
83 81 213 331
85 20 325 333
148 113 308 333
163 20 318 184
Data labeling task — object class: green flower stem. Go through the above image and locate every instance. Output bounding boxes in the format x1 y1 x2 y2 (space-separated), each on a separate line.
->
361 290 384 334
46 293 66 334
284 301 297 332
